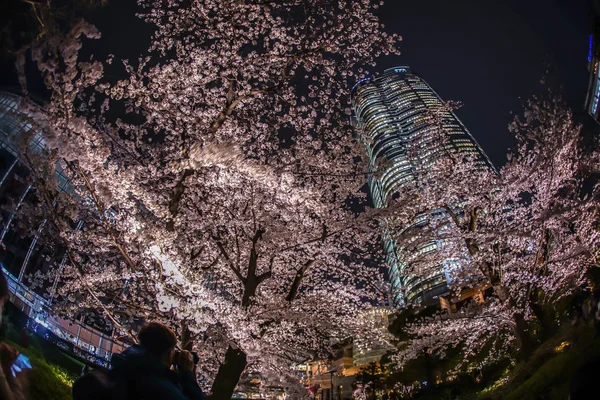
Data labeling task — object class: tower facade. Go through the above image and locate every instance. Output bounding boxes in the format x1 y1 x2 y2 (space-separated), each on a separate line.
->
351 67 490 307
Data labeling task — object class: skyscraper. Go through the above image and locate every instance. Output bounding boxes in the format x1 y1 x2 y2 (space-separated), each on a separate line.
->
584 1 600 122
351 67 490 307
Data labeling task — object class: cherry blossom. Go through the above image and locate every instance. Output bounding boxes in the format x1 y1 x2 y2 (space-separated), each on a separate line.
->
385 96 600 371
14 1 400 397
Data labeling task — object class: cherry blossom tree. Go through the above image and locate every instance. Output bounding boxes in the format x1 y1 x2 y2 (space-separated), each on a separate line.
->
13 0 400 397
384 95 600 370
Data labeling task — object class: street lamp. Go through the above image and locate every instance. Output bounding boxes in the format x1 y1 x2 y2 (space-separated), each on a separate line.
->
324 369 337 400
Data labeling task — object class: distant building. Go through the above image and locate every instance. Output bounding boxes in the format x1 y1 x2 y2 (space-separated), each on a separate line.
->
351 67 491 307
585 0 600 122
298 308 394 400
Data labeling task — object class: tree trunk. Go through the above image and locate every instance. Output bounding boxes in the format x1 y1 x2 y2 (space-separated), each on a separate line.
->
210 234 262 398
209 345 248 400
529 301 555 341
513 312 535 361
181 323 194 351
527 229 554 341
424 349 436 388
241 274 258 308
241 231 264 308
461 207 537 359
478 264 537 357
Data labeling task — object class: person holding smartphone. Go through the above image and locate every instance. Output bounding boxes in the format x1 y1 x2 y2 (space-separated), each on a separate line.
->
0 271 29 400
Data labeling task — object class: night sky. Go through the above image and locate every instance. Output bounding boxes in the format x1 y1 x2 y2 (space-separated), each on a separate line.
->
1 0 593 168
377 0 592 167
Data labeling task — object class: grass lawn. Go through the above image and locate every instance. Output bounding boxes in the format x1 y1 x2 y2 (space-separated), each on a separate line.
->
7 340 77 400
2 324 87 400
475 324 600 400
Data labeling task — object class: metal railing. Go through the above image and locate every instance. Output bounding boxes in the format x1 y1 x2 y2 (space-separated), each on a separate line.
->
2 266 127 367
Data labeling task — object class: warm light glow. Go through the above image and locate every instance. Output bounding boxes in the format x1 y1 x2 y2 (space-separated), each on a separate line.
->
554 341 571 353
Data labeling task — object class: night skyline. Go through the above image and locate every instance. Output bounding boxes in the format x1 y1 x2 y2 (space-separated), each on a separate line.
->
376 0 591 167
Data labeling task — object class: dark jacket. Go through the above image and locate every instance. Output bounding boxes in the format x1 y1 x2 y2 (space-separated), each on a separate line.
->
111 345 205 400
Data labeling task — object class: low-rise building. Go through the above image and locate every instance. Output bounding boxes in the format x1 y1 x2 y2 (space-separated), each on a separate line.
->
298 308 394 399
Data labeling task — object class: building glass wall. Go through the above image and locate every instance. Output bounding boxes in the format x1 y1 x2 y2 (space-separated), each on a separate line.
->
0 91 126 366
585 3 600 122
351 67 490 307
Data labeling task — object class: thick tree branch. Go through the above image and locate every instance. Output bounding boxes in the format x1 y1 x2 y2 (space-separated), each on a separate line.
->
443 205 462 230
66 250 138 345
214 238 245 283
167 168 194 231
286 259 314 302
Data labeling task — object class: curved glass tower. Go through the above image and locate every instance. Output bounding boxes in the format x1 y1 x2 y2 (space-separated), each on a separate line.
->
351 67 491 307
0 91 127 365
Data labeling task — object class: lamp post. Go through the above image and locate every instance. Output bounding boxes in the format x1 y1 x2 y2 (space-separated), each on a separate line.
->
325 369 337 400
